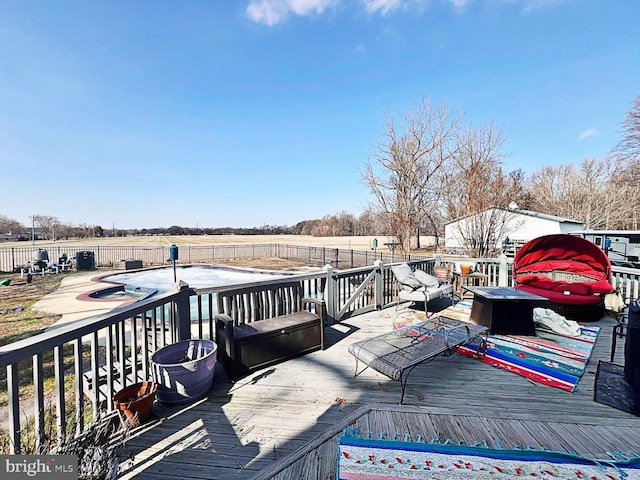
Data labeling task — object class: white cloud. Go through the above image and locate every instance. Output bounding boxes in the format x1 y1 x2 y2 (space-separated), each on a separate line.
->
246 0 339 26
521 0 567 14
245 0 566 25
360 0 403 15
578 128 598 140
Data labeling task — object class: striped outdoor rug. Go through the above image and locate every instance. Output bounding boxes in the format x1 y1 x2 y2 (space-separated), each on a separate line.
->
458 325 599 392
438 302 600 392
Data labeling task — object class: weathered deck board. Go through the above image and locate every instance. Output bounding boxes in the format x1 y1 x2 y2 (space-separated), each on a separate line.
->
118 303 639 480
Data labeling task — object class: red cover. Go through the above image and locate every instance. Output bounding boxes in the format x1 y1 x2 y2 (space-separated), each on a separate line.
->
513 234 612 282
517 284 603 305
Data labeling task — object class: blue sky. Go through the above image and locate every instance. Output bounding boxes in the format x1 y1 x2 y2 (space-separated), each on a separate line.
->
1 1 638 230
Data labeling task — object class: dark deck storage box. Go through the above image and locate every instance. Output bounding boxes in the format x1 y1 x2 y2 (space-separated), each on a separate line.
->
216 311 322 381
214 281 325 381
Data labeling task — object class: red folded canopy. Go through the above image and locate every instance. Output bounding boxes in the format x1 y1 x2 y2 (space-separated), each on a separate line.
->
513 234 612 281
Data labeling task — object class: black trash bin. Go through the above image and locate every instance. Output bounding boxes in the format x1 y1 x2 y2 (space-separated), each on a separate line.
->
624 300 640 414
76 251 95 271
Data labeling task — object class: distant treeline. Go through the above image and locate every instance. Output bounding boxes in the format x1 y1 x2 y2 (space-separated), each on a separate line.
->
124 211 378 237
1 210 383 240
123 212 377 237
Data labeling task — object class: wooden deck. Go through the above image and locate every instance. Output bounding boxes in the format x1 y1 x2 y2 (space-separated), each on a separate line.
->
118 301 639 480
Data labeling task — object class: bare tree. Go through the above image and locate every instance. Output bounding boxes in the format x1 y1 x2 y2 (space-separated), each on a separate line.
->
57 222 75 240
525 158 631 229
611 96 640 228
607 157 640 229
449 207 525 257
309 212 356 236
0 215 25 235
360 99 462 252
353 209 378 236
613 95 640 162
33 214 60 240
440 123 524 257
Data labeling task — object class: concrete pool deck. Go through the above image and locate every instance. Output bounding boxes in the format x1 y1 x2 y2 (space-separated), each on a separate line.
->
35 270 132 326
34 265 289 329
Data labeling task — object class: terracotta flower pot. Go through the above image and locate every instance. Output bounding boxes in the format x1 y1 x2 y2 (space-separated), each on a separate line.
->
460 264 472 275
433 267 450 283
113 381 157 427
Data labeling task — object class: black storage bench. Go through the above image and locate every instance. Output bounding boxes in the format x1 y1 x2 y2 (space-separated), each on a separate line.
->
215 281 325 381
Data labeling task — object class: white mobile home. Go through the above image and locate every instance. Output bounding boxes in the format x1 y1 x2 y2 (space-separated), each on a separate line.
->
444 208 584 254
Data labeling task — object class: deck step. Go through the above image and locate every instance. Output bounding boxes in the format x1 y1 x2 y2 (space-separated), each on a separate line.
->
82 355 146 402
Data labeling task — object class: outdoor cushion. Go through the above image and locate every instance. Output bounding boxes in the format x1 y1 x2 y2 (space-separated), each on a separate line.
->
590 279 615 295
516 284 602 305
413 270 441 288
391 263 422 291
521 276 559 291
517 273 552 285
551 281 591 296
513 234 613 315
518 260 599 279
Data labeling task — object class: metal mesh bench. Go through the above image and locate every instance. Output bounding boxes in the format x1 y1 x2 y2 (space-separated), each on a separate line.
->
348 315 487 403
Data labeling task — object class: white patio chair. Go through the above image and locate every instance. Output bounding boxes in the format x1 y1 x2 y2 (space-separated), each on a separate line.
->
391 263 454 316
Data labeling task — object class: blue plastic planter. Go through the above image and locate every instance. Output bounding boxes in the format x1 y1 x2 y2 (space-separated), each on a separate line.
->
150 339 217 405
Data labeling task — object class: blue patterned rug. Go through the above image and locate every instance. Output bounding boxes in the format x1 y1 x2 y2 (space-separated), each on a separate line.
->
338 428 640 479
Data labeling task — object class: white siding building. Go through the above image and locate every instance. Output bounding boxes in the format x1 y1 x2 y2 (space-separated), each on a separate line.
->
444 208 584 252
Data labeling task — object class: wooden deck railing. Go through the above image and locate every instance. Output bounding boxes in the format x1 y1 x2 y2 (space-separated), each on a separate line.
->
611 265 640 303
1 255 639 455
0 286 192 454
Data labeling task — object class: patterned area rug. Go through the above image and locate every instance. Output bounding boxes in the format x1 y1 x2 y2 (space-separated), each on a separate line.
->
442 301 599 392
338 430 640 479
458 324 599 392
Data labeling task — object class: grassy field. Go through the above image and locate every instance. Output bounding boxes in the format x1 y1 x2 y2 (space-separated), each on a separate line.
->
0 273 67 346
0 234 388 250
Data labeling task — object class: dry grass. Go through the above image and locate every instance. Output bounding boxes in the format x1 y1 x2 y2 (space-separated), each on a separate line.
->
1 234 385 250
0 272 67 346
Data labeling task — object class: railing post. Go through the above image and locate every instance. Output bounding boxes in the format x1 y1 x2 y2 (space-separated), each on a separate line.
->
7 364 20 454
174 281 192 341
323 264 337 324
374 260 384 310
498 253 508 287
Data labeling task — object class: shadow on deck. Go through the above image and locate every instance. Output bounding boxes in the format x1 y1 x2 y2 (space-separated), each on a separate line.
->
118 299 640 480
